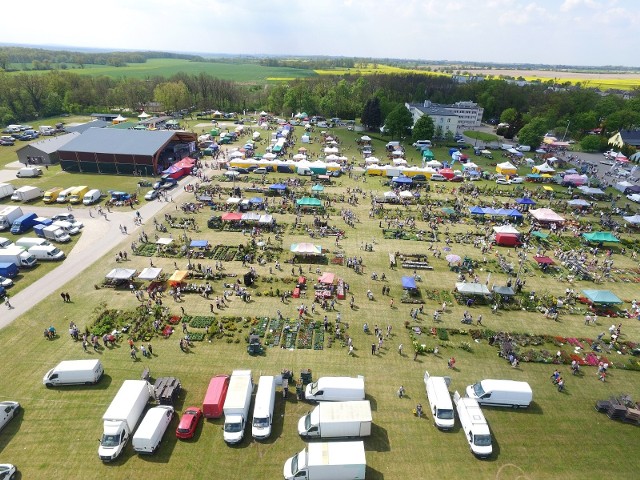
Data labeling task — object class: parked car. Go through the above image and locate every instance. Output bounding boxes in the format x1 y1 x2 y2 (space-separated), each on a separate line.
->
254 168 268 175
51 213 75 222
496 178 512 185
0 276 14 288
176 406 202 439
511 177 524 184
144 190 159 201
430 174 448 182
0 463 16 480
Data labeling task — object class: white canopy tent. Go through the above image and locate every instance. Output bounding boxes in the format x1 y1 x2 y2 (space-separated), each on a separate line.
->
137 267 163 281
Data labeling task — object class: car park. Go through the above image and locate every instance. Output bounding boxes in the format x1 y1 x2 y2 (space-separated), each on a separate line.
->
145 190 159 201
176 406 202 439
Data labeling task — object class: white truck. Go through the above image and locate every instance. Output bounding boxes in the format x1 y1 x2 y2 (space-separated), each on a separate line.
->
28 245 65 261
43 225 71 243
298 401 372 440
305 377 365 402
43 359 104 387
283 441 366 480
56 186 77 203
132 405 174 454
0 183 14 200
15 238 49 249
98 380 151 462
453 391 492 458
223 369 253 444
0 206 23 230
0 247 37 268
252 375 276 440
11 186 43 202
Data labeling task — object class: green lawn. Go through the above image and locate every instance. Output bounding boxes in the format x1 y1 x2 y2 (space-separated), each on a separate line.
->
464 130 499 142
0 123 639 479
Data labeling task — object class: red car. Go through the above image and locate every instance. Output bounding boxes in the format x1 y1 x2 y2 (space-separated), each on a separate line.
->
176 406 202 439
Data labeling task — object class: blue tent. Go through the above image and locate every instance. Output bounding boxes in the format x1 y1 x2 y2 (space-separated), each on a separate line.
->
582 289 623 305
526 173 541 179
507 209 523 218
249 197 264 204
494 208 511 216
469 206 485 215
392 176 413 184
190 240 209 248
269 183 287 191
449 148 460 155
516 197 536 205
482 207 498 215
401 276 417 289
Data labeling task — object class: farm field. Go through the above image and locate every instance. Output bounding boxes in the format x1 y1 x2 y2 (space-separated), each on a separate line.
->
0 122 639 479
9 59 318 82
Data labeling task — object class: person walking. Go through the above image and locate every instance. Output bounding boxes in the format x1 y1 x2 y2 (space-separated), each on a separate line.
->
398 343 403 355
397 385 405 398
371 343 376 355
4 296 13 309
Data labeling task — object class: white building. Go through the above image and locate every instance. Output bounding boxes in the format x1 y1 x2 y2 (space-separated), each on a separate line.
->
405 103 459 136
406 100 484 132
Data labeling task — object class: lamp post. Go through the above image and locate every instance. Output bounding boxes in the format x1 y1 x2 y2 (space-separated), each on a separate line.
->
562 120 570 142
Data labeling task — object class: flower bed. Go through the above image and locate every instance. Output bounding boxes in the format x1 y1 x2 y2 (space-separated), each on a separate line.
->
189 332 205 341
296 319 314 349
268 318 284 347
253 317 270 337
189 315 215 329
168 315 181 325
313 323 324 350
283 322 299 349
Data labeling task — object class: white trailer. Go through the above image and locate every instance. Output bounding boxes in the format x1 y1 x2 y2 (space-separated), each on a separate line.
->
0 183 15 200
223 370 253 444
283 441 366 480
43 359 104 387
10 186 43 202
98 380 151 462
453 391 492 458
132 406 174 454
298 401 372 440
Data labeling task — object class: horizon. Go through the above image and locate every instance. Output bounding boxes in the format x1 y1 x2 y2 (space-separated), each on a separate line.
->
1 0 638 68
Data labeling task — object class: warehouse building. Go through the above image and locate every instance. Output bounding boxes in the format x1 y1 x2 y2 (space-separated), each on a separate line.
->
57 128 197 175
16 132 80 166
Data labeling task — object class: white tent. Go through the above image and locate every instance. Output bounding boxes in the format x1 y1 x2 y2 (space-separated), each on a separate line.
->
399 190 414 199
229 151 244 158
492 225 520 235
365 157 380 164
241 212 261 221
615 181 634 193
360 135 371 141
534 162 555 173
383 191 399 200
258 214 274 224
392 150 404 157
623 214 640 225
324 147 339 154
226 197 242 204
393 158 408 165
325 154 340 161
106 268 137 280
155 238 173 246
529 208 565 223
426 160 442 168
455 282 491 295
263 152 277 160
293 154 307 161
137 267 162 281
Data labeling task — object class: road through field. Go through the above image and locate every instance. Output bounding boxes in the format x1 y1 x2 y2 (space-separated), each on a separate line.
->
0 175 194 329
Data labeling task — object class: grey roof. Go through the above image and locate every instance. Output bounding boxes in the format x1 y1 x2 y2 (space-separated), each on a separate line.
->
58 128 178 156
620 130 640 147
17 132 80 155
65 120 111 134
409 103 458 117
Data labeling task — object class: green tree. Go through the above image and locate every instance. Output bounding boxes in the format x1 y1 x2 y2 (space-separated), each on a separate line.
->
516 117 548 147
500 107 518 125
604 109 640 133
412 114 435 141
580 135 604 152
384 104 413 140
361 97 382 131
154 81 189 113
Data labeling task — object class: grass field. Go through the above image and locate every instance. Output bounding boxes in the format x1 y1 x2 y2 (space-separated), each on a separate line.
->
463 131 499 142
0 123 639 479
10 59 318 83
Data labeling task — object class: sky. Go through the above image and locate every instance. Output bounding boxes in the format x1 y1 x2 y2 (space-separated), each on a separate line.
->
3 0 638 67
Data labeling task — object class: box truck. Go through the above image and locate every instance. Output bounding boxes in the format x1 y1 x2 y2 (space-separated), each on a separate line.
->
0 262 18 278
83 189 101 205
16 238 49 249
252 375 276 440
0 207 22 231
453 391 492 458
424 371 455 430
11 213 38 234
0 183 15 200
11 186 43 202
43 187 64 204
98 380 151 462
298 401 372 440
0 247 37 268
466 380 533 408
43 225 71 243
283 441 366 480
203 374 230 418
28 245 65 261
0 238 12 248
43 359 104 387
305 377 365 402
56 186 77 203
132 406 174 454
223 370 253 444
69 186 89 204
34 216 52 227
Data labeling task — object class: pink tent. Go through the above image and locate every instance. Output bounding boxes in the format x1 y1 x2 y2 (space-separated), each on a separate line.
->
318 272 336 284
221 212 243 221
529 208 565 223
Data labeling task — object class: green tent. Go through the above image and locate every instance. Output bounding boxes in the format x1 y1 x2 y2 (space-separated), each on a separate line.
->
422 149 435 159
441 207 456 215
531 231 549 239
311 184 324 192
297 197 322 207
582 289 623 305
210 128 220 136
582 232 619 243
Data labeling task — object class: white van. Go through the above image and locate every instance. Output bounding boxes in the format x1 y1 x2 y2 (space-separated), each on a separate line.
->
43 359 103 386
132 405 174 454
16 237 50 249
82 189 101 205
28 245 65 261
453 391 492 458
466 379 532 408
56 186 77 203
252 376 276 440
413 140 432 149
305 377 365 402
500 144 514 150
424 371 455 430
52 220 79 235
16 167 43 178
0 401 20 432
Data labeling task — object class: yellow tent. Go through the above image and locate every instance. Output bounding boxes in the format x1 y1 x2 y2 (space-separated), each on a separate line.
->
543 186 554 191
496 162 517 175
168 270 189 285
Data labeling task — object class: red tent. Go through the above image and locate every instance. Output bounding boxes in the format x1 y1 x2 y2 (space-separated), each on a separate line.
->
533 256 555 265
495 233 521 247
439 168 455 180
221 212 243 221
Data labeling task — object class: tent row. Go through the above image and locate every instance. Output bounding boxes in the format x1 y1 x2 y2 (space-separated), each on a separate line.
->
469 207 523 217
221 212 274 223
